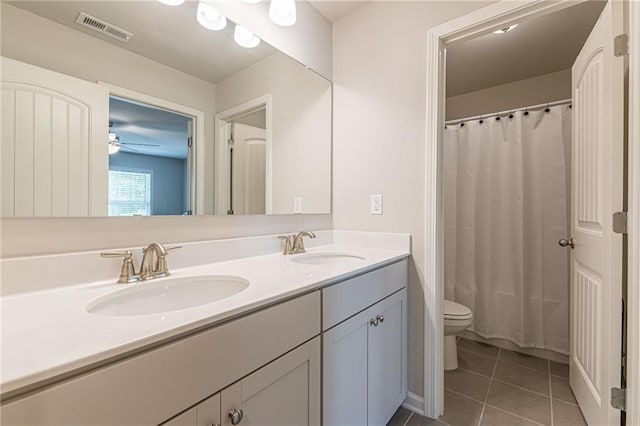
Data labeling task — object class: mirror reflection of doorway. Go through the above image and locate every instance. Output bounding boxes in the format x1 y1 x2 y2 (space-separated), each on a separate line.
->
107 96 194 216
230 123 266 215
225 106 267 215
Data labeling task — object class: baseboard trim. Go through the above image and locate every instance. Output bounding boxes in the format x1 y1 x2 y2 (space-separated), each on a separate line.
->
402 392 425 416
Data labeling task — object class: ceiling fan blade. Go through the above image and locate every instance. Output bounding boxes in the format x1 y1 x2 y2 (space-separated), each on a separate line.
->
120 142 160 147
120 145 141 154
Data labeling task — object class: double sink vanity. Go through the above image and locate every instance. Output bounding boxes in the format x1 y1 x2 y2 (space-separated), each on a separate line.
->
1 231 410 425
1 3 407 425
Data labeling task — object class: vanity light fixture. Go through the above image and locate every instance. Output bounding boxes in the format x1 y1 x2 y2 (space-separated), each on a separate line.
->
234 24 261 48
493 24 518 34
157 0 185 6
269 0 296 27
197 2 227 31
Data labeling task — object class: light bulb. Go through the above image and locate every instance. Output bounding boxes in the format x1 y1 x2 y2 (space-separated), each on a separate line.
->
269 0 296 27
197 2 227 31
157 0 185 5
234 24 261 48
244 0 262 3
108 143 120 155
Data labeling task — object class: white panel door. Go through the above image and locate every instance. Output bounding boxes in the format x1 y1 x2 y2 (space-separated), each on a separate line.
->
569 1 624 424
1 56 109 216
230 123 266 215
243 139 266 214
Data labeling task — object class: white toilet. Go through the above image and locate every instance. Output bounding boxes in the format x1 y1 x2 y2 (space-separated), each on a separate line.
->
444 300 473 370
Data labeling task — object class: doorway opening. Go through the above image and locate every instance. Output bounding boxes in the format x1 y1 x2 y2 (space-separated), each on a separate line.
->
423 1 627 424
107 96 194 216
215 94 272 215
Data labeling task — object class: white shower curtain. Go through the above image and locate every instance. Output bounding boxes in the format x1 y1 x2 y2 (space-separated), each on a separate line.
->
443 104 572 354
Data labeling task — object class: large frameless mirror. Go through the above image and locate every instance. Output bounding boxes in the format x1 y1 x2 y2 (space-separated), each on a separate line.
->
1 1 331 217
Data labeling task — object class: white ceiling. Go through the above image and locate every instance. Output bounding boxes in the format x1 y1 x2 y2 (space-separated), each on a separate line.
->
446 1 606 96
9 1 277 84
308 1 369 23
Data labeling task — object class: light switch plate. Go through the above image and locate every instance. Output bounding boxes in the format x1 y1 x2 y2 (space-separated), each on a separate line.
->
370 194 383 215
293 197 303 214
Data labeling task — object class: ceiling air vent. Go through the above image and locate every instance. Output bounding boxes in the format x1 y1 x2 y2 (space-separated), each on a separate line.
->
75 12 133 43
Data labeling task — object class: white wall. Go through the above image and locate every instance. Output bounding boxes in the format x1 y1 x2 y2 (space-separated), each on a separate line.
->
446 69 571 120
0 2 333 258
332 0 495 399
216 53 332 214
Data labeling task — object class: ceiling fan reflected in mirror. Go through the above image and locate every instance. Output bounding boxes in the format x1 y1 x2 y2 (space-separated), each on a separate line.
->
108 122 160 155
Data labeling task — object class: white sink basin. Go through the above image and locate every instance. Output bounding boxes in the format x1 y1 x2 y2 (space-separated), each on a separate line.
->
87 275 249 316
291 252 365 265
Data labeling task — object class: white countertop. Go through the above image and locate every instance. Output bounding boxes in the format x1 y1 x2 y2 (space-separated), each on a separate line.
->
1 243 409 397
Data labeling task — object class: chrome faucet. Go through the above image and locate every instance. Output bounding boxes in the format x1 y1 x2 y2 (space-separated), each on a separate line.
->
278 231 316 255
101 243 182 284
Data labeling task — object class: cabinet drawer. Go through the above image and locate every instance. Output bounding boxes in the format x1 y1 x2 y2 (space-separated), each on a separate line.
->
322 259 407 330
2 291 321 425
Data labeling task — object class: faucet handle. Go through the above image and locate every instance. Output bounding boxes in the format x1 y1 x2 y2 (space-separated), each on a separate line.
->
100 251 139 284
165 245 183 252
101 250 133 259
277 235 294 255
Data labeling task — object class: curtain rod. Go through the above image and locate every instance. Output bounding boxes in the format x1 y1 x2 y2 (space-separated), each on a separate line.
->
445 98 572 126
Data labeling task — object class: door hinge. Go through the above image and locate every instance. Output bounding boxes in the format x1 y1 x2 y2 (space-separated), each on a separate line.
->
187 136 193 148
614 33 629 57
228 137 234 148
613 211 628 234
611 387 626 411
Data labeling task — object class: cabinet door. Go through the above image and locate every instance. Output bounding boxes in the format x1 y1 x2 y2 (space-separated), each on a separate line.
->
322 307 370 426
160 393 220 426
367 290 407 426
162 408 197 426
197 393 221 426
221 337 320 426
323 288 407 426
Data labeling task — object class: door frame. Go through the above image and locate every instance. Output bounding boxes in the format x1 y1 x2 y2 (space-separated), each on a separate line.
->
98 82 206 215
627 1 640 424
214 94 272 215
423 0 636 419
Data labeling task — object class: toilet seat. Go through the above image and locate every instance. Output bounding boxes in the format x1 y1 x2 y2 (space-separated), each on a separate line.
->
444 300 473 320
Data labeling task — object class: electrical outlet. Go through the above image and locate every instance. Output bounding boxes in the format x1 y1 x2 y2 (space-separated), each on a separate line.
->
293 197 303 214
370 194 383 215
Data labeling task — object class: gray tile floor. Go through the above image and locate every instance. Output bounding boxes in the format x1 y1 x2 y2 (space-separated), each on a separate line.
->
387 338 586 426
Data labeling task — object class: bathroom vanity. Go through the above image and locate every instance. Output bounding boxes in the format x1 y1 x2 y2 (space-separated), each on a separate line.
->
0 232 409 425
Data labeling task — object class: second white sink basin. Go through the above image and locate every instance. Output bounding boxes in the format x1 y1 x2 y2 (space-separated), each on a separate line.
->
87 275 249 317
291 252 365 265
